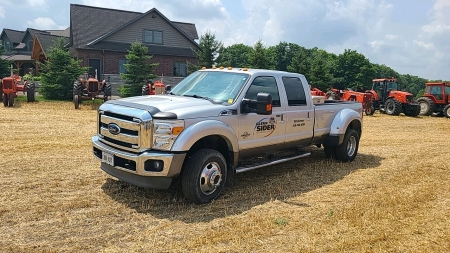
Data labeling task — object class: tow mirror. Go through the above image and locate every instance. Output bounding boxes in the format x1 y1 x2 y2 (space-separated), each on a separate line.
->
165 85 172 92
241 92 272 115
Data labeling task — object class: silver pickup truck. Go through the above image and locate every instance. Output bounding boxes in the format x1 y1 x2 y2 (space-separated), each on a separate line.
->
92 68 363 204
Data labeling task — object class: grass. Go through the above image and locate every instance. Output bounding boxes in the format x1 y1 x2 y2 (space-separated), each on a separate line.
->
0 100 449 252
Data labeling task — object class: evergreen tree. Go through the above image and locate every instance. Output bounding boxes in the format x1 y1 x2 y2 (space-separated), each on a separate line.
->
119 41 159 97
38 37 88 100
0 40 11 78
249 39 269 69
190 30 223 72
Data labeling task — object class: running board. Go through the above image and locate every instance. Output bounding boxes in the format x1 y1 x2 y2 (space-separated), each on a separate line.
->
235 151 311 174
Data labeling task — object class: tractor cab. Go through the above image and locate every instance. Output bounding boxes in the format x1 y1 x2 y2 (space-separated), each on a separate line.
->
371 78 399 102
424 83 450 103
417 82 450 117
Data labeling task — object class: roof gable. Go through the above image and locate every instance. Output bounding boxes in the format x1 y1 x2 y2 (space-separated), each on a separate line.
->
35 33 69 58
20 28 50 43
1 29 25 44
87 8 199 48
70 4 199 49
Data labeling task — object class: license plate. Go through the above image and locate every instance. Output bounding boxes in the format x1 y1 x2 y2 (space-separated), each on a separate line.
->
102 151 114 166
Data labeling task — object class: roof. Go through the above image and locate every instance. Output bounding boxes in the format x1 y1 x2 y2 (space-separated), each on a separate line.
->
87 41 196 57
35 33 70 58
70 4 199 49
1 53 33 61
1 29 25 44
24 28 50 40
45 27 70 37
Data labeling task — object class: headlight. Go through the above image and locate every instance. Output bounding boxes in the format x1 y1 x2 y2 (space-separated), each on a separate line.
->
152 120 184 150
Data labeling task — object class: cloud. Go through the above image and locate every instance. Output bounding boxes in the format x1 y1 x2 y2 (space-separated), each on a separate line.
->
0 6 4 18
26 17 66 30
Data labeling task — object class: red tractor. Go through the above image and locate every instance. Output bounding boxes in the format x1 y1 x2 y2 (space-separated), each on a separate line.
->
365 78 420 117
310 87 327 97
142 80 169 95
72 70 111 109
417 82 450 118
1 70 36 107
325 88 374 115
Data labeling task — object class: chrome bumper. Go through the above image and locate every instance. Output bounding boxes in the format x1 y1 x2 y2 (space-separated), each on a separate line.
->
92 135 186 177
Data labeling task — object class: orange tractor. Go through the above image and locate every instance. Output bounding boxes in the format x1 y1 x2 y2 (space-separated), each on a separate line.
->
417 82 450 118
365 78 420 117
72 70 111 109
142 80 171 95
1 68 36 107
325 88 374 115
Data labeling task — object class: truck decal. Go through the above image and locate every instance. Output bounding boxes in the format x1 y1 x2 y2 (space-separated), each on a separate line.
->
254 117 277 137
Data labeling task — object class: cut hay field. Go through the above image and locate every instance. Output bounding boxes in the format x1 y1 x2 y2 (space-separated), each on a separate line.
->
0 99 449 253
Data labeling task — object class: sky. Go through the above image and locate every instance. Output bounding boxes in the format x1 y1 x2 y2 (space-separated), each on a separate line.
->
0 0 449 80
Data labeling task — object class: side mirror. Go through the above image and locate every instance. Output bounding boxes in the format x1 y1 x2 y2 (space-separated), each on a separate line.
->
165 85 172 92
241 92 273 115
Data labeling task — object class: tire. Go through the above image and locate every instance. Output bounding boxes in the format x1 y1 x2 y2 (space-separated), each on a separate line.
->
8 92 14 107
384 98 402 115
404 104 420 117
26 82 36 102
103 82 112 97
74 94 80 109
365 105 375 116
324 145 336 159
444 104 450 118
2 93 8 107
142 84 149 96
73 81 83 96
417 97 434 116
181 149 227 204
326 90 339 100
334 129 359 162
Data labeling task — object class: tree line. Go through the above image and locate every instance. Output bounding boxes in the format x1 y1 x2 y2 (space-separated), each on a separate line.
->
192 31 444 98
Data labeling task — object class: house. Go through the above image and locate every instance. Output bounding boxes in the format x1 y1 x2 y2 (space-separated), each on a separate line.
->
1 27 69 76
69 4 200 84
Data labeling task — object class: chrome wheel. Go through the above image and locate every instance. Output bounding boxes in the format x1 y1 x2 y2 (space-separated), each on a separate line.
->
347 135 357 157
199 161 222 195
419 102 429 114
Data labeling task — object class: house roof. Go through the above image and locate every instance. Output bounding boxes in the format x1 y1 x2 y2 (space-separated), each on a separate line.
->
1 53 33 61
1 29 25 44
23 28 50 41
70 4 199 50
87 41 196 57
35 33 70 58
45 27 70 37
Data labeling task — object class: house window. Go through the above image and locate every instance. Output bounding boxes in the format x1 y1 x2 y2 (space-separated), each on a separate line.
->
119 59 128 74
28 41 33 51
173 62 187 77
4 41 10 51
143 30 163 44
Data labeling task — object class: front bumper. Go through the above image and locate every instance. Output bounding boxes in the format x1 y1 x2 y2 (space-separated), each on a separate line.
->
92 135 186 189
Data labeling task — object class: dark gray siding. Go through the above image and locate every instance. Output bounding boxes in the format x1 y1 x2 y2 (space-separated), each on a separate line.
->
1 36 12 51
23 32 34 51
104 11 195 48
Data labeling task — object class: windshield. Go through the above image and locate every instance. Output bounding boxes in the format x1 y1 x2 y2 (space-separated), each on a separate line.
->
169 71 250 104
386 81 398 90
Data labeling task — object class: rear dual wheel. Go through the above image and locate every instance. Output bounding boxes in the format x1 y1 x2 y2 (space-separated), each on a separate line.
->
324 129 360 162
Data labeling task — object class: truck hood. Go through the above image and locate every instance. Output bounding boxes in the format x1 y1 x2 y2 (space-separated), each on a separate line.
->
105 95 234 119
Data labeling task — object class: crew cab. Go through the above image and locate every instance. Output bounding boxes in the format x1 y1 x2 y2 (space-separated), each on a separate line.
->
92 68 363 204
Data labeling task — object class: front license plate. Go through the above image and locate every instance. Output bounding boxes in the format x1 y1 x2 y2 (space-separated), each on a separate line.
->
102 151 114 166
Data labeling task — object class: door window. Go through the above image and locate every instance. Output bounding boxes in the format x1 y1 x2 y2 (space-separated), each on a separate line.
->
244 76 280 109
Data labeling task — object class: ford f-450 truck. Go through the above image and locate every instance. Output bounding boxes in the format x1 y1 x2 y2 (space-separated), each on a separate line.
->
92 68 363 204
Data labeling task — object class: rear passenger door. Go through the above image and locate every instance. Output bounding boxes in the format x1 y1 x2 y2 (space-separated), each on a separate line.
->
280 76 314 148
238 76 286 156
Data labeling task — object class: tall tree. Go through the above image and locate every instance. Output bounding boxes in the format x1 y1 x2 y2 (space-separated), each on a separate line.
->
333 49 375 90
216 43 253 68
0 40 11 78
191 30 223 70
249 39 269 69
38 37 88 100
119 41 159 97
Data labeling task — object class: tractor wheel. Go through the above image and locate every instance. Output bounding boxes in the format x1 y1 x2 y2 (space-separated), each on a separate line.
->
74 95 80 109
384 98 402 116
26 82 36 102
326 90 339 100
2 93 8 107
142 84 149 96
444 104 450 118
181 149 227 204
8 93 14 107
365 105 376 116
103 82 112 102
417 97 434 116
404 105 420 117
73 81 83 96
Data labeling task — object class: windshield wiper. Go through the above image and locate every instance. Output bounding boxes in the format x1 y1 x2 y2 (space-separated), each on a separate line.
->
183 94 217 103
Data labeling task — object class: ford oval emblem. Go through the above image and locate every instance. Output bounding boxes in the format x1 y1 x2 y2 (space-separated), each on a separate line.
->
108 123 121 135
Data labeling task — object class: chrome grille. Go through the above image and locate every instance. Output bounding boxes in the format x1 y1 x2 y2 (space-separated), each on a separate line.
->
97 103 152 152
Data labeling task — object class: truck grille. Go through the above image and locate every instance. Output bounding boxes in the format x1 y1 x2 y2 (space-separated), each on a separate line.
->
97 104 152 152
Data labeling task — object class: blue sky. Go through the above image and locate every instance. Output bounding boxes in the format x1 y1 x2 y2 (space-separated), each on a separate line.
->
0 0 449 81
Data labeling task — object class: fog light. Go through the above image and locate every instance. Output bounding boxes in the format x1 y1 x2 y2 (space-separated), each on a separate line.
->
144 160 164 172
154 161 162 170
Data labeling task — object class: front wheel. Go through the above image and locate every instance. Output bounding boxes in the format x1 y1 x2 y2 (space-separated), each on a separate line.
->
444 104 450 118
26 83 35 102
2 93 8 107
365 105 375 115
74 95 80 109
8 93 14 107
181 149 227 204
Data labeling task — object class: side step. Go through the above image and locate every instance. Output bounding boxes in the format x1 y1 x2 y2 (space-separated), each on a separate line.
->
235 151 311 174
